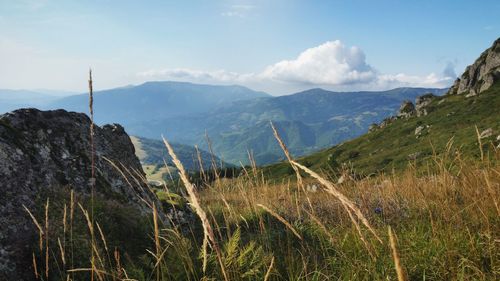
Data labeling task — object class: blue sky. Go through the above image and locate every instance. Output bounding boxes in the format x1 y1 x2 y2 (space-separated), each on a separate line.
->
0 0 498 95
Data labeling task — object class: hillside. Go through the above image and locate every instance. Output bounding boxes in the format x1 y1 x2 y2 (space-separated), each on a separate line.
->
263 39 500 180
135 87 447 165
3 82 446 166
0 89 59 113
46 81 270 126
130 136 228 171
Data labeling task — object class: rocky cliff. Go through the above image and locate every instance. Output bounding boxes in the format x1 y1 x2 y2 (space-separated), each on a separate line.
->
0 109 163 280
449 38 500 96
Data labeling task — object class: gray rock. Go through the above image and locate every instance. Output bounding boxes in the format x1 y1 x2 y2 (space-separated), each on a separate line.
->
415 93 436 117
0 108 169 280
448 38 500 96
397 100 416 119
415 125 430 138
368 123 379 132
379 116 397 128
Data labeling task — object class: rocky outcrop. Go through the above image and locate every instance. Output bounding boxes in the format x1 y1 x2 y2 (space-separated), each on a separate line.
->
368 123 379 133
397 100 416 119
449 38 500 96
415 93 436 117
0 109 165 280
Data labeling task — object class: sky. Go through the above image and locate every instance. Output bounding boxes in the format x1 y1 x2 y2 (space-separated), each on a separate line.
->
0 0 499 96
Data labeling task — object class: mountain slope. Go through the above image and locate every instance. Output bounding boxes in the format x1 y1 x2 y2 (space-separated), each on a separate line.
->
143 87 447 165
0 89 59 113
47 81 270 126
130 136 228 171
2 82 447 166
263 39 500 179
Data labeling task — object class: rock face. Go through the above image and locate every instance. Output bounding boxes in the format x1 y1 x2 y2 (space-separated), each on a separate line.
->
449 38 500 96
397 100 416 119
0 109 163 280
415 93 436 117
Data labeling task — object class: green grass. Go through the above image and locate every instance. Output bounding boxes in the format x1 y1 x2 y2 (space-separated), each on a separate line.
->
23 84 500 281
262 83 500 180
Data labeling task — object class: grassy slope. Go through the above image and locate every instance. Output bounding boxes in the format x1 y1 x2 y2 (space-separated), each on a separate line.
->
130 136 228 171
263 83 500 180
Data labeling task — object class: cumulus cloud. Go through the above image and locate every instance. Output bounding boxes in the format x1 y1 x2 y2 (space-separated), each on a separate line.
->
261 40 377 85
136 40 455 94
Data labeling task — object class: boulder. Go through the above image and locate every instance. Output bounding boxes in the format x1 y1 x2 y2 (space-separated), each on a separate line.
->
448 38 500 96
415 125 430 138
415 93 436 117
397 100 416 119
0 109 168 280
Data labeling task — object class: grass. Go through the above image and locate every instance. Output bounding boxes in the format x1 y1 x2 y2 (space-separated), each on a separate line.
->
261 82 500 181
25 138 500 280
21 81 500 280
143 164 176 182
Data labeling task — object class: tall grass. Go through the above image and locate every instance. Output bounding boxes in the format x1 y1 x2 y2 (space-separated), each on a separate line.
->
25 139 499 280
22 79 499 279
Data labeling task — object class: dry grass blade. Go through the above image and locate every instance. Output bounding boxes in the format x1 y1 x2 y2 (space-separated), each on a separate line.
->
475 125 484 161
257 204 302 240
290 160 382 243
96 223 109 253
32 252 39 279
388 226 407 281
45 198 49 279
58 237 66 266
270 121 303 187
264 256 275 281
162 136 229 281
23 204 44 251
483 170 500 217
152 203 161 281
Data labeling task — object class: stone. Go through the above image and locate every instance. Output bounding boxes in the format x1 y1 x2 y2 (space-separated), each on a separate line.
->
415 93 436 117
0 108 171 280
368 123 379 132
415 125 430 138
397 100 416 119
448 38 500 96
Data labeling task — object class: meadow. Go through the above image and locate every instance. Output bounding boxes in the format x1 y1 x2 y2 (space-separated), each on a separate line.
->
26 129 499 281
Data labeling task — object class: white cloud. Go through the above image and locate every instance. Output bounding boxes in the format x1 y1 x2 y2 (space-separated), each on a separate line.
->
260 40 376 85
136 39 455 94
376 73 454 89
137 68 254 83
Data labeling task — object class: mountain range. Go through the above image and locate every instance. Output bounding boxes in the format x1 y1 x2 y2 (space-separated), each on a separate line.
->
263 38 500 180
1 82 447 166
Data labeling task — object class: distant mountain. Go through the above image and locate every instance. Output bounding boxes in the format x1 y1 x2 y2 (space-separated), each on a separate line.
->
47 81 270 125
130 87 447 164
0 89 59 113
0 81 448 166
